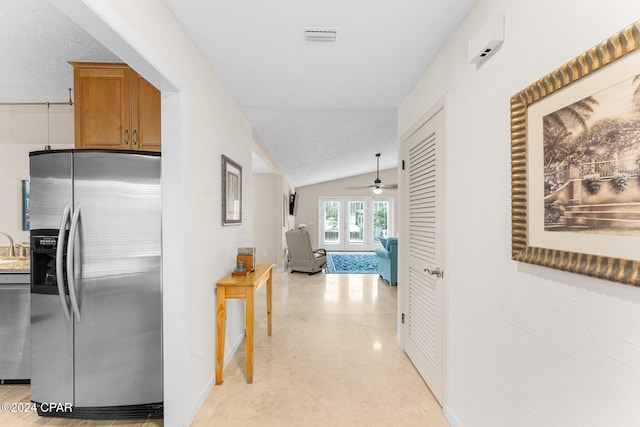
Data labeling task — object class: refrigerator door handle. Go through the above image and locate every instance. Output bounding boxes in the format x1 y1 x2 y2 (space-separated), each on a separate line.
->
67 204 82 321
56 203 72 322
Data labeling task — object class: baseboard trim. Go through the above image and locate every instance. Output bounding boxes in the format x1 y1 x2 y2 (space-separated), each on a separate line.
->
190 332 245 422
444 405 463 427
191 376 214 423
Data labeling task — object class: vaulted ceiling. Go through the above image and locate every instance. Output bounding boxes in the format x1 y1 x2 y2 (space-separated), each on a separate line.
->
164 0 474 187
2 0 474 187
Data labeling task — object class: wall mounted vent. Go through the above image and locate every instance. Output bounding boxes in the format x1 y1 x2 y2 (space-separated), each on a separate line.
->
304 28 337 43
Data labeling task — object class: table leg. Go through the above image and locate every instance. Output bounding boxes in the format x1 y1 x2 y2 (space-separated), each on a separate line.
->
245 287 254 384
267 269 273 337
215 287 226 385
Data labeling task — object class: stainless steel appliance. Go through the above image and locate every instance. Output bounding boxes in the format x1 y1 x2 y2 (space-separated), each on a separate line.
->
0 273 30 382
29 150 162 419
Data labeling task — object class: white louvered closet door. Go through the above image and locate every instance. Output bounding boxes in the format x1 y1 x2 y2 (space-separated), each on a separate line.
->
402 107 445 405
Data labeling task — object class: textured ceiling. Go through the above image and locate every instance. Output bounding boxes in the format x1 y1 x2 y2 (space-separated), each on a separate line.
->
244 107 397 187
165 0 474 187
0 0 120 101
4 0 474 188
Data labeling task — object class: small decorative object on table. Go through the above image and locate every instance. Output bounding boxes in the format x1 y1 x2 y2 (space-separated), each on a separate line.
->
232 259 248 276
237 247 256 272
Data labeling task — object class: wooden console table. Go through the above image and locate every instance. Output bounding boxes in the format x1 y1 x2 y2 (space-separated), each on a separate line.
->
216 263 273 384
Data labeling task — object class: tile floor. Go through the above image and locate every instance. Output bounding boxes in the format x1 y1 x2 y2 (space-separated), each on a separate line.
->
192 270 448 426
0 270 448 426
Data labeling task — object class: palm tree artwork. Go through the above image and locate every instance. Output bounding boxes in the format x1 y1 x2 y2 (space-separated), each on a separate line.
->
542 73 640 235
543 97 598 189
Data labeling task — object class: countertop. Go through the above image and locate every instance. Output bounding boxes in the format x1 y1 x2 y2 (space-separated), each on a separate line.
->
0 245 30 275
0 256 30 276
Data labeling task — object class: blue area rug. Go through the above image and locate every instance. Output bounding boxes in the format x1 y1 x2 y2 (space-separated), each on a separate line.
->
325 252 378 274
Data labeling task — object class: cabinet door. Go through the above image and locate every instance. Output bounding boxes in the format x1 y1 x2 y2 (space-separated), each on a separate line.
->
132 73 161 152
74 67 132 150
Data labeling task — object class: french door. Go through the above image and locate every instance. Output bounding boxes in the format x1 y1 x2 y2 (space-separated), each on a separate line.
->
320 197 393 251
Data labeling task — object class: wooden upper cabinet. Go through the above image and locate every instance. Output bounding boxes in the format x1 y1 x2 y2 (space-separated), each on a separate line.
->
70 62 161 152
133 74 162 151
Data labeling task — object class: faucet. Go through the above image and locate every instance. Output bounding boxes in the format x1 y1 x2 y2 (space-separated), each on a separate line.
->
0 231 15 257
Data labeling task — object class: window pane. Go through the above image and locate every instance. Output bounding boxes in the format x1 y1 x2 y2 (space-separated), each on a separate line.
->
373 201 388 241
349 201 364 242
324 201 340 242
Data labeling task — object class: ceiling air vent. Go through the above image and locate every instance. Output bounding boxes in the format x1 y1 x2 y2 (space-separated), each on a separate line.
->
304 28 337 43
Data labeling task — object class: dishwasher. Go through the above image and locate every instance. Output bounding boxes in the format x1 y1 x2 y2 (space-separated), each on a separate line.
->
0 273 30 382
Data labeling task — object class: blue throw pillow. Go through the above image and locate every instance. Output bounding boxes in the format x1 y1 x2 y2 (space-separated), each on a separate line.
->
379 237 387 248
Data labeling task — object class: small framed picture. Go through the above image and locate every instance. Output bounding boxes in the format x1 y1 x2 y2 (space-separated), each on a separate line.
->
221 155 242 225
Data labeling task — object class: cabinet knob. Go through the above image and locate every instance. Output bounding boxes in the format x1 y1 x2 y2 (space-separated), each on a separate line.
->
124 129 130 145
132 129 138 146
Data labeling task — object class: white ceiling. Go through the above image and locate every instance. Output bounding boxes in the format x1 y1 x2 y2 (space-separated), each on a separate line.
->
3 0 474 188
164 0 474 187
0 0 120 101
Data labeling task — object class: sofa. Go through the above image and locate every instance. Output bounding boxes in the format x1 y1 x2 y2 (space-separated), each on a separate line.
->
375 237 397 285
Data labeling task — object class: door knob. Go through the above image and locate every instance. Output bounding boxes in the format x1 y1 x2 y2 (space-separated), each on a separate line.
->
424 267 443 278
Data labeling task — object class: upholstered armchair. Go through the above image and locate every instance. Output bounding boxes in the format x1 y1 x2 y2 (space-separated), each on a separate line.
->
375 237 398 285
285 229 327 274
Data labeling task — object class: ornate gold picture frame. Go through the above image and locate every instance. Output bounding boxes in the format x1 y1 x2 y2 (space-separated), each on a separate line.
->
511 21 640 286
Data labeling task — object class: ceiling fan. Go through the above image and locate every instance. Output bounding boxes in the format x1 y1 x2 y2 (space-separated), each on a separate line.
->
346 153 398 194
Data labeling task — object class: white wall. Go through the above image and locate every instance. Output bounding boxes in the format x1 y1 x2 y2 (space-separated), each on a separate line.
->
295 168 398 249
399 1 640 426
251 132 294 270
252 173 293 268
252 174 277 264
0 104 74 242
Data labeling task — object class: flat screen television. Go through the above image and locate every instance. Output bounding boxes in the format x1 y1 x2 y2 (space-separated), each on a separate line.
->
289 192 297 216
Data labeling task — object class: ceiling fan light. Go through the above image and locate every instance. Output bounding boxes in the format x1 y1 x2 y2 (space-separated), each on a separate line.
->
373 187 383 195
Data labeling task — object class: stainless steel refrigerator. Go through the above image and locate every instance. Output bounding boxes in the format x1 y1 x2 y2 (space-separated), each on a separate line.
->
29 149 162 419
